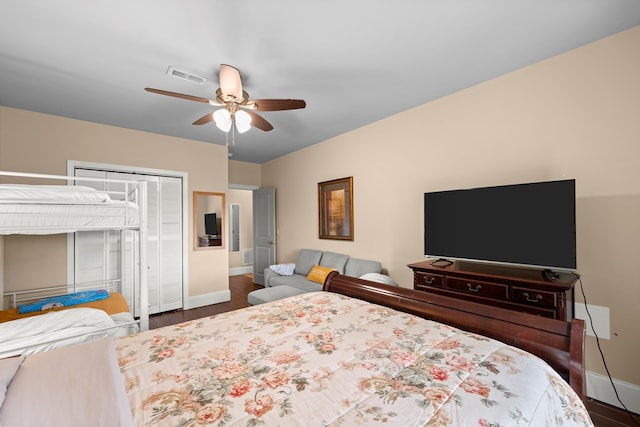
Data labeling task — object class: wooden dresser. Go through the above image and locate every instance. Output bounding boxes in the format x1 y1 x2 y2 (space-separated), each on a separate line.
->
408 260 578 320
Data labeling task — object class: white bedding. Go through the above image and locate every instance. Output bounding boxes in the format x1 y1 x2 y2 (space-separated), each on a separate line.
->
0 202 139 234
0 184 112 204
0 307 132 358
0 184 139 234
118 292 593 426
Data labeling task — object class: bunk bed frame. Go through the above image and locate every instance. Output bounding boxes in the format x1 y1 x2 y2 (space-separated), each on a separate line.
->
0 170 149 332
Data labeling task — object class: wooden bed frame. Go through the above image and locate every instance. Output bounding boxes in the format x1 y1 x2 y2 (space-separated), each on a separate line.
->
323 272 586 401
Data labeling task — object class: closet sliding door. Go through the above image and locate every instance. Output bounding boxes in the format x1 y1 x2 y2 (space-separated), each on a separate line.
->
72 166 184 315
156 175 183 313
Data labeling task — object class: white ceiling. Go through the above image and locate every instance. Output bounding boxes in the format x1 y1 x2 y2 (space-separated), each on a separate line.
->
1 1 639 164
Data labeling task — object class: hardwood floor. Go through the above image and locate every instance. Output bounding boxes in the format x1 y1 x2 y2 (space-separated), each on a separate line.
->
149 274 638 427
587 398 640 427
148 274 261 329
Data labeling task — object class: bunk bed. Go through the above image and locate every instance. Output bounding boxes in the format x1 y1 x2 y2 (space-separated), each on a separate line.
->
0 170 149 356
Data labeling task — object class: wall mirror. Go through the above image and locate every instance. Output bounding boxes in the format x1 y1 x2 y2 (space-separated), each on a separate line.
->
193 191 225 250
230 203 240 252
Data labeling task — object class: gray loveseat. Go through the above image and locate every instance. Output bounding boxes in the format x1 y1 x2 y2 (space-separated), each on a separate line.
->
248 249 385 305
264 249 382 291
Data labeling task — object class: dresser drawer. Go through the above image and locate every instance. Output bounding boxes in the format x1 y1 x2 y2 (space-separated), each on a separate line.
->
446 277 508 299
408 260 577 320
414 272 444 289
511 287 557 308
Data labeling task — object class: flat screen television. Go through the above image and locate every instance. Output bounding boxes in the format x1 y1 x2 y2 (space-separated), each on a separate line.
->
424 179 576 271
204 213 218 236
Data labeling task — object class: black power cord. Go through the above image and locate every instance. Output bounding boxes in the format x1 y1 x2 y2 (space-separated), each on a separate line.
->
574 273 640 426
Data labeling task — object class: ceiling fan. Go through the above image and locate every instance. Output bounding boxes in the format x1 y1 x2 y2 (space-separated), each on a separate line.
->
145 64 306 135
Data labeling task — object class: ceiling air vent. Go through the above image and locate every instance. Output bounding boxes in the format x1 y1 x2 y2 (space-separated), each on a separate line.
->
166 66 207 84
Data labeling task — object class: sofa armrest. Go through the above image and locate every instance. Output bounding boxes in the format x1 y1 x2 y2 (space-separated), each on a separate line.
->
263 268 279 287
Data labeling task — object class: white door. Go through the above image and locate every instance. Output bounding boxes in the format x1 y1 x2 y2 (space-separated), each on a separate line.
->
72 167 183 315
252 187 276 285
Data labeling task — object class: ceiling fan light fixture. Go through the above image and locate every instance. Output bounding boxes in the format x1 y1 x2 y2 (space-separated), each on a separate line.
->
235 110 252 133
147 64 305 136
213 109 232 132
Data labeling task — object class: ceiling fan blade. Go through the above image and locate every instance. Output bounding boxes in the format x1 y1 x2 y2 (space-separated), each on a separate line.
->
251 99 306 111
219 64 243 100
246 111 273 132
144 87 213 104
192 112 214 125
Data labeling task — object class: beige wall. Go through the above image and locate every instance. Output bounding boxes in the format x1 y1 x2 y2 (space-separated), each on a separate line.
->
228 160 260 272
0 107 230 303
227 188 254 270
262 26 640 401
229 159 261 187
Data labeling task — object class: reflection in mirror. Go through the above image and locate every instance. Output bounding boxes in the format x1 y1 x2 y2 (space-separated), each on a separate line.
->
230 203 240 252
194 191 225 250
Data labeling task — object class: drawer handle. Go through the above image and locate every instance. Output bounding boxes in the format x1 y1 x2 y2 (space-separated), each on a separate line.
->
467 283 482 292
423 277 435 285
523 292 543 303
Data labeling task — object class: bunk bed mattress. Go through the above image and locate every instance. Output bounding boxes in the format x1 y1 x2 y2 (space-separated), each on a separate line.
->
116 291 592 426
0 184 139 234
0 307 135 358
0 203 139 234
0 292 137 357
0 291 131 323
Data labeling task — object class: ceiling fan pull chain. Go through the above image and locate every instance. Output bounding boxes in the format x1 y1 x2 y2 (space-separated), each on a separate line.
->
231 119 236 146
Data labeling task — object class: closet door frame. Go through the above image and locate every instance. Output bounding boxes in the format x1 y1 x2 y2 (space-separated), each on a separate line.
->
65 160 189 314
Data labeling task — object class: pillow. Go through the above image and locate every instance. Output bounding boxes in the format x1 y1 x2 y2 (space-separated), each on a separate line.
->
306 264 336 284
359 272 397 286
0 356 24 407
17 289 109 314
269 263 296 276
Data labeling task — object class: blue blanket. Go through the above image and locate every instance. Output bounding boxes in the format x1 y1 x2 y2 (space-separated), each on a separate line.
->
18 289 109 314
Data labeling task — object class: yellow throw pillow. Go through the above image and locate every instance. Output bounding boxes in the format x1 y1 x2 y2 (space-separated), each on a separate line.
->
306 264 336 284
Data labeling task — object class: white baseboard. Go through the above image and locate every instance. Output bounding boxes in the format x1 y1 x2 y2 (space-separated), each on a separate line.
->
184 289 230 310
587 370 640 414
183 268 253 309
230 266 253 276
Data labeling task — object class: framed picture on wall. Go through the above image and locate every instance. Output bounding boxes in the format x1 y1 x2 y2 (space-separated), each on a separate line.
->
318 176 353 240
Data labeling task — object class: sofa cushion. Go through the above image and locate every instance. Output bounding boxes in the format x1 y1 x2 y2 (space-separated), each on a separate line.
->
345 258 382 278
268 274 323 292
247 286 307 305
306 264 336 284
319 251 349 274
294 249 323 276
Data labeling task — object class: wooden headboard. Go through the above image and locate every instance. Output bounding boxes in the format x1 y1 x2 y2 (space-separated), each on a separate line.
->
323 272 586 401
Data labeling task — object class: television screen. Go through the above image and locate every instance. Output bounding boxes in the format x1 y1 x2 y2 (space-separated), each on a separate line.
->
424 179 576 271
204 213 218 236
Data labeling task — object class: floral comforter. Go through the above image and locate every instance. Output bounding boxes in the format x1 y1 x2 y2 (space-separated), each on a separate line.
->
116 292 593 426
